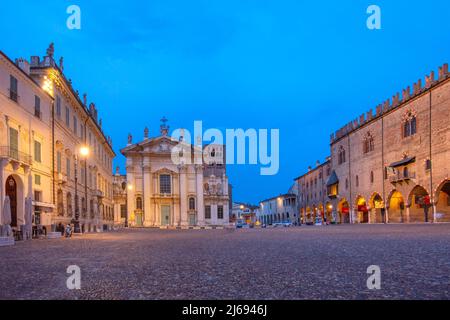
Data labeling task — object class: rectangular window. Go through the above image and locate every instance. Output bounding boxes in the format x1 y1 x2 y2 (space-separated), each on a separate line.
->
425 159 432 171
80 124 84 140
35 174 41 185
56 152 62 173
34 140 42 163
120 204 127 218
218 206 224 219
65 107 70 126
9 75 18 101
9 127 19 153
66 158 71 178
73 116 78 135
56 96 61 118
160 174 171 194
205 205 211 219
34 96 41 118
34 190 42 202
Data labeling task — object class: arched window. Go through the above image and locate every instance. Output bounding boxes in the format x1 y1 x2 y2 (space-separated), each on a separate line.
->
356 175 359 187
363 132 375 154
57 189 64 216
121 182 127 191
90 199 94 218
67 193 73 217
189 197 196 210
370 171 374 183
81 197 87 218
403 167 409 178
403 111 417 138
338 146 346 165
136 197 143 210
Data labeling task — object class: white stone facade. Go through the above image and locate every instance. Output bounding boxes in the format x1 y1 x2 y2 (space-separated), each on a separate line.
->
121 122 230 228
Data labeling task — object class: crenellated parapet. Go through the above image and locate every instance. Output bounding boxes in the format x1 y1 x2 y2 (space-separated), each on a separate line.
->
330 63 449 144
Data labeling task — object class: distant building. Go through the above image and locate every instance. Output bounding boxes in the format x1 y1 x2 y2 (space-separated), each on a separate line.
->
258 194 298 225
112 168 127 226
232 202 259 225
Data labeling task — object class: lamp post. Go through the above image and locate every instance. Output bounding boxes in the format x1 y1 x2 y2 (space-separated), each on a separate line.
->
74 146 89 234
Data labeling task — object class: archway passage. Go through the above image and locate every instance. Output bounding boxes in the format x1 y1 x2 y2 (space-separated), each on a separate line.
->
389 191 405 223
356 196 369 223
325 202 333 224
436 180 450 222
306 207 312 225
6 176 18 227
408 186 431 223
370 193 384 223
338 199 350 224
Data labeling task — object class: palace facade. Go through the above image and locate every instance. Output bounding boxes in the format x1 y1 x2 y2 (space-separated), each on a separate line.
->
121 121 231 228
0 45 116 234
295 63 450 224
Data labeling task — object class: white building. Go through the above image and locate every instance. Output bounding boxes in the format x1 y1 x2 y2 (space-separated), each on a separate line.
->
0 51 54 230
258 193 298 225
1 44 116 237
121 119 231 228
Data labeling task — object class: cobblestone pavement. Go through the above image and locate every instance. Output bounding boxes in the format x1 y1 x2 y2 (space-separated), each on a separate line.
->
1 224 449 300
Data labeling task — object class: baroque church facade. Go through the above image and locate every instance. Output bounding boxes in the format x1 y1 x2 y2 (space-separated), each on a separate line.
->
121 119 231 228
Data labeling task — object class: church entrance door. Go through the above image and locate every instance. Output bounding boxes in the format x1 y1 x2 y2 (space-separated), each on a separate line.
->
161 205 170 226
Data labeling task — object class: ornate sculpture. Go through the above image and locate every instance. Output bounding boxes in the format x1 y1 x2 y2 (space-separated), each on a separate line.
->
128 133 133 144
46 43 55 58
144 127 149 139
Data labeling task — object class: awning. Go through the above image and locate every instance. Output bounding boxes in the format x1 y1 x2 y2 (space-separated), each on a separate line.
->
326 171 339 186
389 156 416 168
32 201 55 212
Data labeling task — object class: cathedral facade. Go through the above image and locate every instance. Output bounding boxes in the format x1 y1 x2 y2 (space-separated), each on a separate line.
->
121 120 231 228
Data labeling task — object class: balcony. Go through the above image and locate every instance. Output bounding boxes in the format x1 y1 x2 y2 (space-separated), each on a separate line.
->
55 172 67 185
390 172 416 184
0 146 32 166
94 190 104 198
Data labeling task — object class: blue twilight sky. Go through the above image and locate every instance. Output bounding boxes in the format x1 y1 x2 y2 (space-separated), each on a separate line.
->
1 0 449 204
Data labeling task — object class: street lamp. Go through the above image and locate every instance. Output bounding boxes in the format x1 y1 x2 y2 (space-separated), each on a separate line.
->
74 145 89 234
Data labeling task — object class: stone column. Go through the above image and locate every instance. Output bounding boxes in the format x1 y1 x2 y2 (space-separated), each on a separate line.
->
385 208 389 223
432 203 437 223
153 174 158 226
223 202 230 225
211 203 218 225
143 163 152 227
405 206 411 223
126 168 135 226
0 159 6 225
179 166 188 226
196 165 205 226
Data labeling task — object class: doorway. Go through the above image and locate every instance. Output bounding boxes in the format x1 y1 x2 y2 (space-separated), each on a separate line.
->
6 176 18 227
161 205 171 226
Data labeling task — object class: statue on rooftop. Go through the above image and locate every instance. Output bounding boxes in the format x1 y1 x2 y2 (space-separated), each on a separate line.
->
46 43 55 58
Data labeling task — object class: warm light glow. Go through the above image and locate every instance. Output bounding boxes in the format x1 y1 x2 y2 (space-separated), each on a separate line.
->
42 76 53 96
328 204 333 210
240 205 244 210
79 146 90 158
127 184 133 191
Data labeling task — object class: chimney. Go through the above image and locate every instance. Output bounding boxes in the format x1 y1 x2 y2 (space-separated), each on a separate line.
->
15 58 30 75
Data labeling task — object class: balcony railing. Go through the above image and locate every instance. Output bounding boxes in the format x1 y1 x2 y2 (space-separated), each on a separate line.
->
94 190 104 198
0 146 32 165
389 172 416 183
